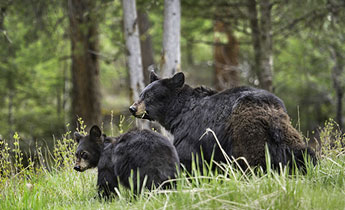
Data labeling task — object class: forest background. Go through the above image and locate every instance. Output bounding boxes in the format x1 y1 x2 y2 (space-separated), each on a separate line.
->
0 0 344 154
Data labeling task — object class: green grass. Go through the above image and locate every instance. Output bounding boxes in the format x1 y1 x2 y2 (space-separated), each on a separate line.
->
1 119 344 210
0 154 344 210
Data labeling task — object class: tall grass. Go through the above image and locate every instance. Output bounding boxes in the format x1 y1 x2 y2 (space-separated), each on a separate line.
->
0 119 344 210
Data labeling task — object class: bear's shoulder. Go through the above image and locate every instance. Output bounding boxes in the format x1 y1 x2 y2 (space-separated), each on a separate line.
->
116 129 168 145
193 86 218 97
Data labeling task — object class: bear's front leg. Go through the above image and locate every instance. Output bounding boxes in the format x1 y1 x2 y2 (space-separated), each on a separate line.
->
97 169 118 199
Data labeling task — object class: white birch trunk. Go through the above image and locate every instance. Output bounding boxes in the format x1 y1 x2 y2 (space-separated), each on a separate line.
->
122 0 148 129
122 0 145 101
159 0 181 140
161 0 181 77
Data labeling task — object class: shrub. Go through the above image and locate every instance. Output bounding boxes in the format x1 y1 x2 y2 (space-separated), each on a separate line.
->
318 119 345 158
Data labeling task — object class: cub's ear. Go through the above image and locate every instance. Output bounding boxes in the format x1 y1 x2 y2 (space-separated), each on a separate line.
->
90 125 102 138
169 72 185 88
150 71 160 83
74 132 84 143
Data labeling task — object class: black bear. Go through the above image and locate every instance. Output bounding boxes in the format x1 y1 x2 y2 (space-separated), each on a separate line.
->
129 71 316 172
74 125 179 197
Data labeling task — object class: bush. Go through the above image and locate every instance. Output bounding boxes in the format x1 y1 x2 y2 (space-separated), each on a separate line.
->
318 119 345 158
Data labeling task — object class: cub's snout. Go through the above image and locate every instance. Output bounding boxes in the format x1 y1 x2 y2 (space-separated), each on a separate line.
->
74 165 81 172
73 158 90 172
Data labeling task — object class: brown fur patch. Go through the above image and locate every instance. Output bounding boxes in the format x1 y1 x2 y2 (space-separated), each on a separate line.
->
228 102 305 167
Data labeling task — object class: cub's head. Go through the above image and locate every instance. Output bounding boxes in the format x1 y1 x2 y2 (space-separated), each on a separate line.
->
129 71 185 122
73 125 103 172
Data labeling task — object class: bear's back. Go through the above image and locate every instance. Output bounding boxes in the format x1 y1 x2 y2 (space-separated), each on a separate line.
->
114 129 178 159
205 86 285 109
176 86 283 132
98 129 179 190
190 86 286 124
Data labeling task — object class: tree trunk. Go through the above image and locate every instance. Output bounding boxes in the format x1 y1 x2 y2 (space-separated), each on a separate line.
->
138 9 155 85
7 70 14 137
159 0 181 140
122 0 148 129
57 81 61 115
161 0 181 77
213 20 240 90
330 45 344 130
0 6 6 39
248 0 273 92
259 0 273 92
0 5 12 44
62 61 68 123
68 0 101 129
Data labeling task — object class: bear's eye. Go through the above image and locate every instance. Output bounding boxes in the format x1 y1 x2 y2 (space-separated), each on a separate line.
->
81 152 88 159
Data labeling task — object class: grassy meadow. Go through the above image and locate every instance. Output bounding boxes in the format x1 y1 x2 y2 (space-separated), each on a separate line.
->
0 121 344 210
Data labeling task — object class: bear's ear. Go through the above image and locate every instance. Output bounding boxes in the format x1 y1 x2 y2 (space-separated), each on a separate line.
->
90 125 102 138
169 72 185 88
150 71 160 83
74 132 84 143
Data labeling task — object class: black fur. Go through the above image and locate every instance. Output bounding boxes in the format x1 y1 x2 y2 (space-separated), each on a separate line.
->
74 126 179 198
74 126 103 171
131 72 316 172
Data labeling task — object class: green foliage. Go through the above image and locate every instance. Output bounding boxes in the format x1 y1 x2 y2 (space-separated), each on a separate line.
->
0 132 35 187
319 119 345 158
52 128 76 171
274 37 333 132
0 138 12 183
12 132 24 174
0 0 128 146
0 120 344 209
118 115 126 134
0 0 68 142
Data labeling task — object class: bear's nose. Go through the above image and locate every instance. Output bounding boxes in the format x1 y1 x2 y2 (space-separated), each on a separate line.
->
74 165 81 171
129 106 137 114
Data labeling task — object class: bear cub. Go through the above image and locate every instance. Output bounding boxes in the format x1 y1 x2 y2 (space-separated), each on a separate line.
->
74 125 179 197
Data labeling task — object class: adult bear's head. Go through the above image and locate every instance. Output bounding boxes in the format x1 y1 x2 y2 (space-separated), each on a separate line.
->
129 71 185 122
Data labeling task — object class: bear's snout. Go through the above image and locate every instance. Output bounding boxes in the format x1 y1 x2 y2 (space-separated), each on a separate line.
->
129 105 137 114
73 158 90 172
74 165 81 172
129 102 146 117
